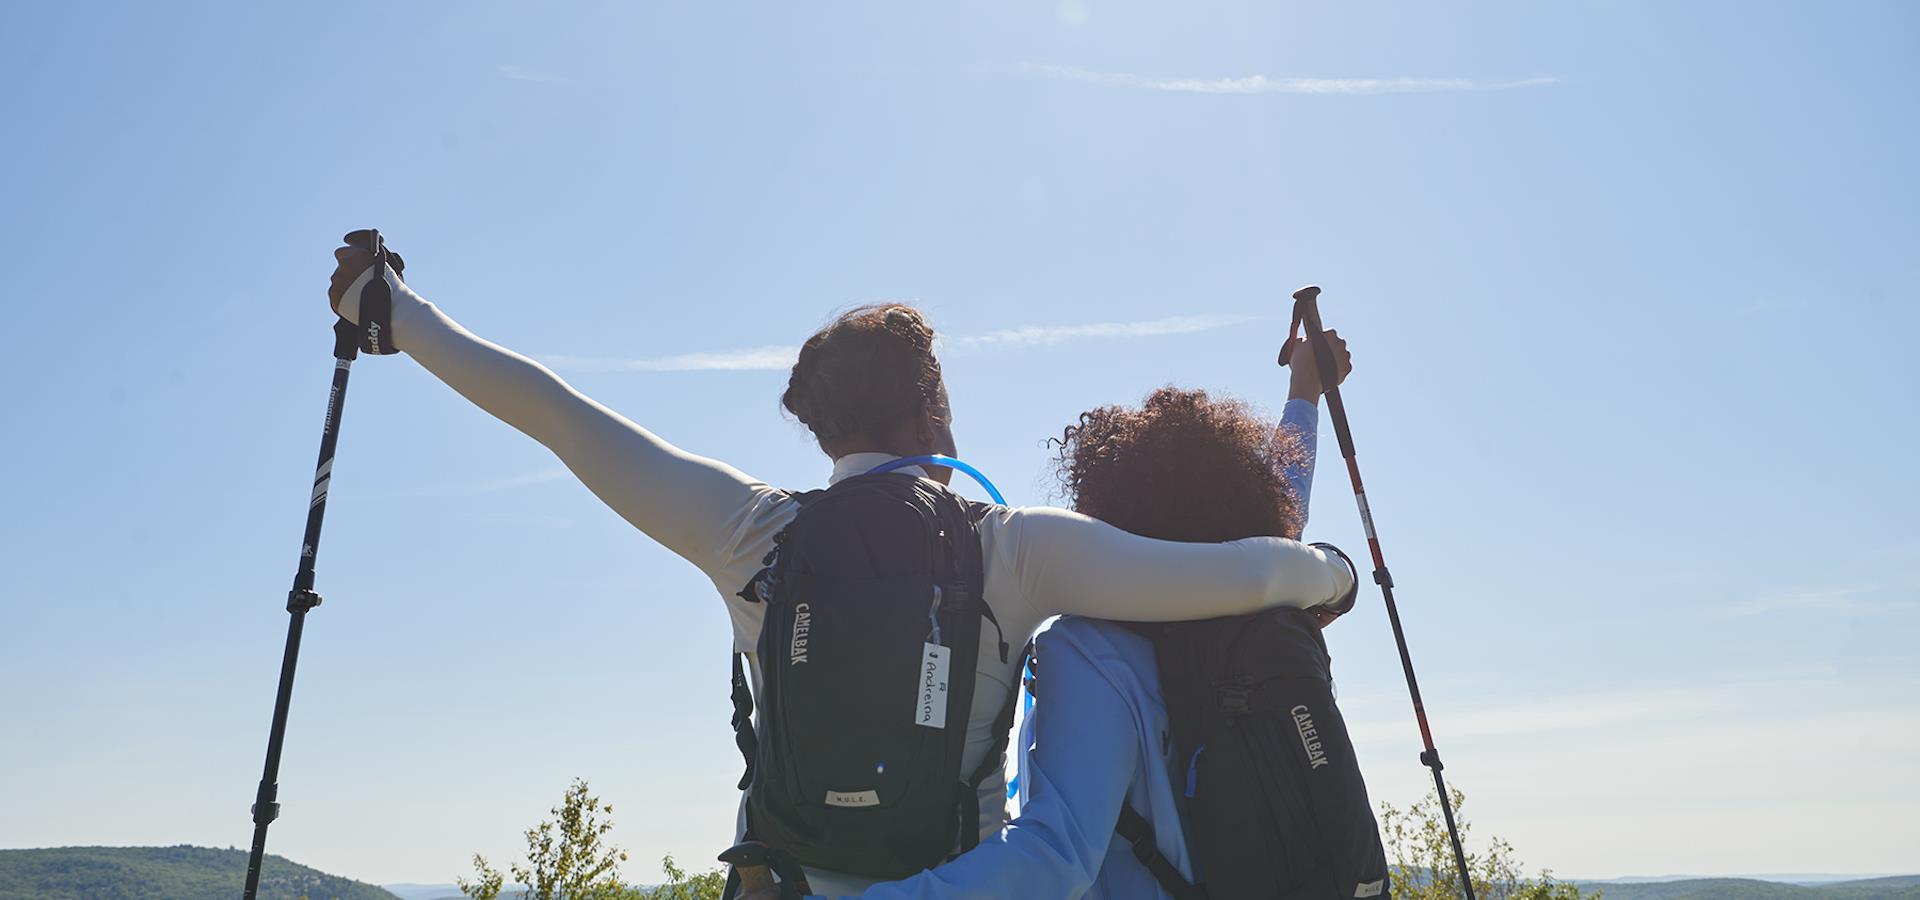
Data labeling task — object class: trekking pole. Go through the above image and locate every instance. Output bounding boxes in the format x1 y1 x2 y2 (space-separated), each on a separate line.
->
1279 285 1477 900
242 230 396 899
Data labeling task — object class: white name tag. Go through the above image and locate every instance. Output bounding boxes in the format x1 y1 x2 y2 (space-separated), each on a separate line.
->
915 642 950 729
825 789 880 808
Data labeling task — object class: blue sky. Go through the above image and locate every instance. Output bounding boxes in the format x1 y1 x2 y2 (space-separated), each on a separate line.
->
1 0 1915 886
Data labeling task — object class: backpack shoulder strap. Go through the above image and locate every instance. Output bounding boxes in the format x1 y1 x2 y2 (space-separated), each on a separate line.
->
730 652 756 790
1115 804 1207 900
956 639 1031 853
954 497 1009 664
726 487 823 791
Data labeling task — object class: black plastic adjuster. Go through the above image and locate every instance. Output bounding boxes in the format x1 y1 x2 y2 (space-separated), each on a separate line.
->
1216 680 1253 715
1420 749 1444 771
252 781 281 825
286 589 323 613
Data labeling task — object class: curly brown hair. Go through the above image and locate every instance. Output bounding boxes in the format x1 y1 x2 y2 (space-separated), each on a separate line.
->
782 304 945 444
1053 387 1305 543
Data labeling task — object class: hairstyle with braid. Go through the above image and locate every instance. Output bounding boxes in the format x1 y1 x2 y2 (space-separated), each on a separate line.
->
782 304 945 444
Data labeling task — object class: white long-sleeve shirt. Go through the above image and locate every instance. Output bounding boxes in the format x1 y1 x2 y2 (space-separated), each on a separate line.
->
334 265 1357 892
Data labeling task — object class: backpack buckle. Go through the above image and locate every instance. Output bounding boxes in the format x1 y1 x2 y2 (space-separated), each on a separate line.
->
1217 679 1254 715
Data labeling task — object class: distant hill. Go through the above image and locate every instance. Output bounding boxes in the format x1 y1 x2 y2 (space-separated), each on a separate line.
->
1569 875 1920 900
0 846 399 900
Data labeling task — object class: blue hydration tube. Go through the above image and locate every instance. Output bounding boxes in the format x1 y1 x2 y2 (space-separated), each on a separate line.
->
863 454 1007 505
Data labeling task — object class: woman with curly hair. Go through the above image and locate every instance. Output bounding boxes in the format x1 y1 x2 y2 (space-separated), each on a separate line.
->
844 338 1355 900
324 240 1356 895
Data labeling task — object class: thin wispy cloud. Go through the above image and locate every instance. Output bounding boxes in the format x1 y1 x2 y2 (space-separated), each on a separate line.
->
1016 62 1558 95
392 466 573 498
473 511 576 530
1707 586 1910 619
548 314 1256 373
464 467 573 493
1343 673 1919 744
951 314 1256 350
1343 683 1727 744
549 345 799 373
497 64 571 85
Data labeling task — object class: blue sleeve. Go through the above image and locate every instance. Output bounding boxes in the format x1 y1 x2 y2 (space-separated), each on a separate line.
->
837 634 1139 899
1280 398 1320 537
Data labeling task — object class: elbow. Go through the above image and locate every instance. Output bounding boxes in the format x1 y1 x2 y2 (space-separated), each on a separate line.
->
1309 541 1360 613
1251 538 1355 610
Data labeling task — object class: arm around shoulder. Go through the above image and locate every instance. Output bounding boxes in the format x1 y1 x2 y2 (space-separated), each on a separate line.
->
994 505 1356 622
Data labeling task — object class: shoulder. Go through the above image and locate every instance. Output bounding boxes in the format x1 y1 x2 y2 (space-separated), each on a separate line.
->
980 503 1091 525
1035 617 1157 679
975 504 1111 551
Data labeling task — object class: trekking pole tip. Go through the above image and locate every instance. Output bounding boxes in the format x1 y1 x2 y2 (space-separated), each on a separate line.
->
1292 284 1322 302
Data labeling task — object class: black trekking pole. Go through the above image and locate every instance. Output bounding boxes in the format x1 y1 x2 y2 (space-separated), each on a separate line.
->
1279 285 1477 900
242 230 398 899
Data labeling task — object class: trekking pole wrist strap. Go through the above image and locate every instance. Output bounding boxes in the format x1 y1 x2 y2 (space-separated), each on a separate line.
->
340 229 406 356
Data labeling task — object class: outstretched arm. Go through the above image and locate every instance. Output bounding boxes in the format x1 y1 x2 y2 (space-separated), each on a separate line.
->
329 248 790 578
1279 398 1320 536
1279 326 1348 536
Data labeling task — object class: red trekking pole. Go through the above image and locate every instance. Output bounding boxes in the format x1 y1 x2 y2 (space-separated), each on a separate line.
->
1280 285 1476 899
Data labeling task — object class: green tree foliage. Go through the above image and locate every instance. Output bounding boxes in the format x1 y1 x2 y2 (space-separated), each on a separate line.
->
1379 787 1594 900
648 855 726 900
459 779 632 900
456 780 726 900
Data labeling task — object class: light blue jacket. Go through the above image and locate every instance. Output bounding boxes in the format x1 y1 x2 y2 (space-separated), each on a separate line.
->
844 400 1321 899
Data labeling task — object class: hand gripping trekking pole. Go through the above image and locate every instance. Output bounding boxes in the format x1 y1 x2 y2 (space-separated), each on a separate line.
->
242 230 397 899
1279 285 1476 900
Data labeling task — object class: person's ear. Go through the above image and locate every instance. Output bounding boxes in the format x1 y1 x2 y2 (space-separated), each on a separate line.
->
915 402 940 446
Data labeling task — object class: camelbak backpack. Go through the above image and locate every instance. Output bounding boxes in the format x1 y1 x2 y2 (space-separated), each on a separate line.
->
728 473 1017 882
1113 606 1391 900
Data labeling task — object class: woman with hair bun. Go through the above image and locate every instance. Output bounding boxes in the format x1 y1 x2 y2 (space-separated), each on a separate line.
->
326 243 1357 894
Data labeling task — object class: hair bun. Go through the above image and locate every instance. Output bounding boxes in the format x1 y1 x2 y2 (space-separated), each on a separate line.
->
781 304 943 446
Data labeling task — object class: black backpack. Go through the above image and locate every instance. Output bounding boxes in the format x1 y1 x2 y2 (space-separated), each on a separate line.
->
728 473 1017 882
1105 606 1391 900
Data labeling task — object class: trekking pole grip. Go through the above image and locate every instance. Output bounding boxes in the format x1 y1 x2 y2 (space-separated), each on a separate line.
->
1290 285 1343 392
1280 284 1358 460
338 228 406 358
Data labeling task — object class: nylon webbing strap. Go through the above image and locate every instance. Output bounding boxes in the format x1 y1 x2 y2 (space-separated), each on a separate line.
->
346 232 404 356
957 641 1027 853
1115 804 1207 900
1276 297 1307 367
730 653 756 790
